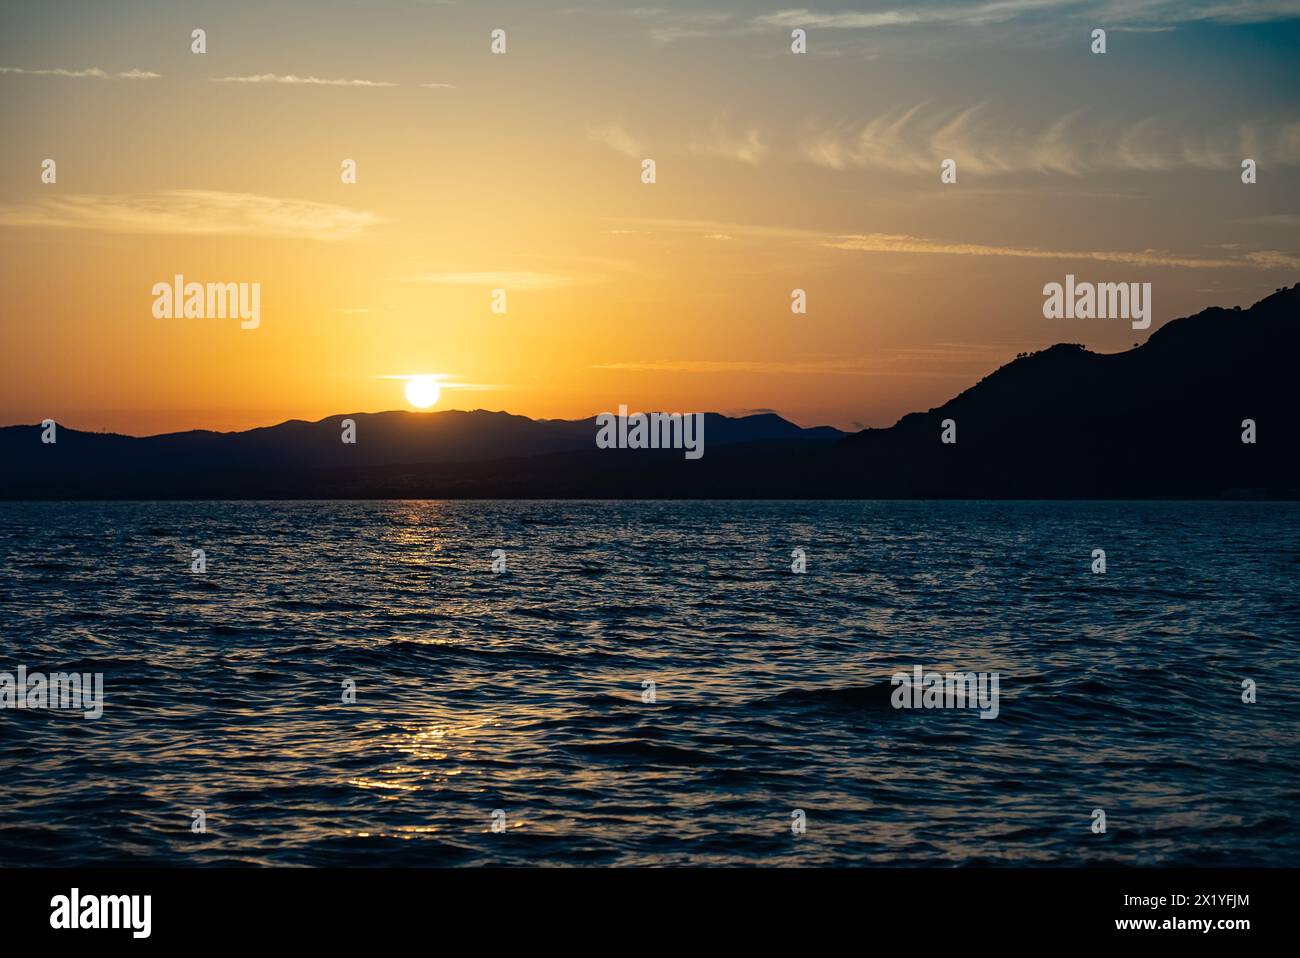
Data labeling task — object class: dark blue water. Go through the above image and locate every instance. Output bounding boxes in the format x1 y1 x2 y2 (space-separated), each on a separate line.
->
1 500 1297 866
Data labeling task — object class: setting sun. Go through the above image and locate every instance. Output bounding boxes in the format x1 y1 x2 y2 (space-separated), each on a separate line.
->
404 376 440 410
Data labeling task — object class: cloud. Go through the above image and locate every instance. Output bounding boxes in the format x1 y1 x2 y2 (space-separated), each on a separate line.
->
586 2 1300 46
827 232 1300 270
436 381 504 392
688 123 768 165
589 357 978 378
405 271 584 289
615 0 1075 43
1092 0 1300 26
420 82 457 88
590 119 767 165
590 359 876 374
375 374 502 391
1236 213 1300 226
211 74 396 87
755 8 937 29
0 190 383 241
888 342 1013 357
1238 250 1300 270
615 216 821 242
619 216 1299 271
612 7 740 43
0 66 159 79
800 105 1300 175
755 1 1300 31
588 122 643 158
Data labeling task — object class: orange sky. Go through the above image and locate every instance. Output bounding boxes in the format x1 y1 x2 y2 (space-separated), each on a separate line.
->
1 0 1297 434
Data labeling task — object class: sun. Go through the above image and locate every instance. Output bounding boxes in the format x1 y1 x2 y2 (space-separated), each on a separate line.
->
404 375 440 409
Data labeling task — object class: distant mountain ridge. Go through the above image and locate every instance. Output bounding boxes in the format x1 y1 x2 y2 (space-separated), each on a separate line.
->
0 410 844 496
2 285 1297 499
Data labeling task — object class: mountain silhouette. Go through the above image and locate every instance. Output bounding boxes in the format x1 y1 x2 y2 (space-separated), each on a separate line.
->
830 282 1299 497
0 410 843 498
2 285 1296 499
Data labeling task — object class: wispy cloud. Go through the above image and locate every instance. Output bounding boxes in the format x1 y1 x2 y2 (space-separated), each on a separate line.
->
405 271 585 289
827 232 1300 270
590 118 768 165
0 66 159 79
589 356 987 378
755 7 949 29
375 373 502 392
800 104 1300 175
590 358 879 374
0 190 383 241
211 73 396 87
612 216 821 243
1236 212 1300 226
588 122 643 158
619 8 740 44
618 216 1299 271
1236 249 1300 269
420 82 457 88
688 122 768 165
756 1 1300 31
437 381 504 392
617 2 1300 46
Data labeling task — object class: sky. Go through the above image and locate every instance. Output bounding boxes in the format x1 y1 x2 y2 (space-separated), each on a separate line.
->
1 0 1298 435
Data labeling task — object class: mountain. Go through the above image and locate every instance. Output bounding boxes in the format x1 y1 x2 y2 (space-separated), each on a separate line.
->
0 410 844 498
830 282 1300 498
1 285 1296 499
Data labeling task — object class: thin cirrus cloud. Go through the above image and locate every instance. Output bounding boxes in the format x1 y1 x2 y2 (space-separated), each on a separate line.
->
590 119 766 165
211 73 397 86
374 374 503 392
0 66 160 79
688 123 768 166
0 190 384 241
800 104 1300 176
1237 213 1300 226
826 233 1300 270
754 7 943 29
590 359 879 374
631 1 1077 42
617 2 1300 46
618 216 1300 271
591 105 1297 177
589 357 987 378
588 122 643 158
754 1 1300 30
598 7 740 44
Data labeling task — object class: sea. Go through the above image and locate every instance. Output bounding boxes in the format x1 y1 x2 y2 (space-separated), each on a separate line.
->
1 500 1297 866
